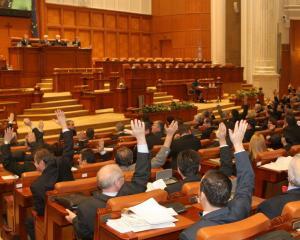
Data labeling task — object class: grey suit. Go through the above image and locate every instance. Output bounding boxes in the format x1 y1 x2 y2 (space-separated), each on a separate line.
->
179 151 254 240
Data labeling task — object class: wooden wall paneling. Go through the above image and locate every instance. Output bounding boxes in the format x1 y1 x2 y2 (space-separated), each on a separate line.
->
91 12 104 28
141 34 151 57
63 9 76 26
280 44 290 97
47 6 61 25
118 15 129 30
130 16 140 31
104 14 117 29
130 34 140 57
47 28 61 38
290 20 300 89
106 32 117 57
119 33 129 57
78 30 91 48
64 28 76 42
92 31 104 58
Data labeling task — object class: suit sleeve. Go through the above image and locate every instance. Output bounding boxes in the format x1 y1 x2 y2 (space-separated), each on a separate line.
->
231 151 254 212
219 146 233 176
61 131 74 164
240 104 249 120
31 185 46 216
32 128 44 144
151 146 170 168
131 151 150 187
72 209 93 240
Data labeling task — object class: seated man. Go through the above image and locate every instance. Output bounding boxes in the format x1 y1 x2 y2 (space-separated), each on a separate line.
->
65 119 150 240
59 119 77 141
145 121 163 150
166 122 234 194
151 120 165 139
25 110 74 240
257 155 300 219
170 123 201 169
72 36 81 47
52 34 66 46
116 120 178 171
40 34 51 46
20 34 31 47
111 122 129 140
179 120 254 240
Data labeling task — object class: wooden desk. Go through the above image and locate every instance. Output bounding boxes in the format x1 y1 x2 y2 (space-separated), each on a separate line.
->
254 166 287 198
95 205 199 240
8 46 92 87
14 187 33 240
0 70 21 89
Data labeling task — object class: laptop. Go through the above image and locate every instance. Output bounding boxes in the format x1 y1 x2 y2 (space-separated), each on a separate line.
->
156 169 178 185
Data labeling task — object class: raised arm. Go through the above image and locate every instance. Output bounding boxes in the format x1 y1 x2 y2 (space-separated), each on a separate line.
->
125 119 150 186
24 118 44 145
151 121 178 168
229 120 254 204
54 110 74 164
216 122 233 176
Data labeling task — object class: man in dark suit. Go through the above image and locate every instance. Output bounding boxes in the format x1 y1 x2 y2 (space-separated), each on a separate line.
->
282 114 300 150
25 110 74 240
257 155 300 219
65 119 150 240
151 120 165 139
170 123 201 169
20 34 31 47
72 36 81 47
40 34 51 46
179 120 254 240
52 34 67 46
166 122 234 194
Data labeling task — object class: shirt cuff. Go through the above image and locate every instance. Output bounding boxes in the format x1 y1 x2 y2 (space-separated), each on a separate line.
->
62 129 70 133
220 144 228 148
234 150 246 154
4 141 9 145
137 144 149 153
100 150 107 155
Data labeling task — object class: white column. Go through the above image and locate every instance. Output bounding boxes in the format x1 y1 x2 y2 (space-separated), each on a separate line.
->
211 0 226 64
241 0 280 98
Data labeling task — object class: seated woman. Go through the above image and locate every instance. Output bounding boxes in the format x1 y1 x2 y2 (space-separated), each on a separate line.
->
249 133 267 161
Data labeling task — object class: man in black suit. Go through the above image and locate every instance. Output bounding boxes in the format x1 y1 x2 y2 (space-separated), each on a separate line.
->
52 34 66 46
170 123 201 169
257 155 300 219
20 34 31 47
40 34 51 46
166 122 234 194
145 121 163 150
65 119 150 240
151 120 165 139
282 114 300 150
179 120 254 240
0 119 45 176
72 36 81 47
25 110 74 240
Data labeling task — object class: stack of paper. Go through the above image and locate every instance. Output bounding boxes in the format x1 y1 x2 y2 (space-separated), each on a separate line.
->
106 198 178 233
261 156 293 171
1 175 19 180
146 179 167 192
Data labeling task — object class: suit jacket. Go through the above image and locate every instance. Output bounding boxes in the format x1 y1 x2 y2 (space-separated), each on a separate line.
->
146 133 163 150
31 130 74 216
283 125 300 150
166 145 233 194
170 134 201 169
72 151 150 240
179 151 254 240
257 188 300 219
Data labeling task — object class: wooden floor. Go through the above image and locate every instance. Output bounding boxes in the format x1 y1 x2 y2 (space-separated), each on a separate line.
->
16 99 236 141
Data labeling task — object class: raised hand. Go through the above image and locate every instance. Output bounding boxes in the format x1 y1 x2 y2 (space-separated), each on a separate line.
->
54 110 67 129
165 120 178 136
8 113 14 123
229 120 248 152
23 118 32 128
38 120 44 132
4 127 14 144
216 122 227 146
124 119 146 145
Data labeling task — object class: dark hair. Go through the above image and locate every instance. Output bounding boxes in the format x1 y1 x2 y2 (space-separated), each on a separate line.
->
177 150 200 177
86 128 95 140
34 148 52 164
166 116 175 125
178 124 191 135
115 147 133 166
286 114 297 127
200 170 232 207
231 109 240 122
154 120 164 133
81 148 96 163
144 121 152 132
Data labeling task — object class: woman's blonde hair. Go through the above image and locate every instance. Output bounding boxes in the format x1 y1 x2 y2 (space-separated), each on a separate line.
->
249 134 267 160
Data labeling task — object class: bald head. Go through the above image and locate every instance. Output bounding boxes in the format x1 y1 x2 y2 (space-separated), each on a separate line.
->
288 156 300 187
97 164 124 191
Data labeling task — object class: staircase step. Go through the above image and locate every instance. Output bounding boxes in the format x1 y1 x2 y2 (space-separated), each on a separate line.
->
153 95 174 103
154 99 179 105
24 105 83 114
41 79 53 83
43 92 72 102
32 99 78 108
38 83 53 88
17 110 89 121
153 92 168 97
41 88 53 93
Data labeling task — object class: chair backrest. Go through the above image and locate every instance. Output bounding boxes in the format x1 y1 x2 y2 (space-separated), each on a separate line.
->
74 160 115 179
197 213 270 240
118 135 136 142
116 140 137 150
20 171 41 188
200 139 213 148
107 189 168 212
54 177 97 194
281 200 300 219
181 181 200 196
255 148 287 166
198 147 220 160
